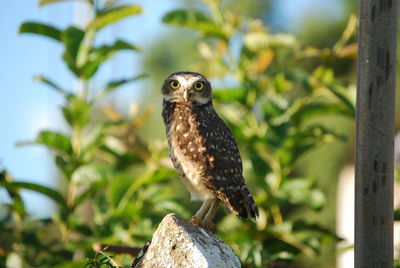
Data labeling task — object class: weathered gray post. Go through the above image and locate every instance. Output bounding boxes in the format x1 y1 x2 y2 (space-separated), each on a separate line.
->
355 0 398 267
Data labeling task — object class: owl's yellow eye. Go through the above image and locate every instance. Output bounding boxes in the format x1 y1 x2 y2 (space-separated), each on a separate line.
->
194 81 204 91
170 80 180 89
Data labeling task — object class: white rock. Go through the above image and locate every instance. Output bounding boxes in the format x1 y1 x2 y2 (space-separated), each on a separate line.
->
139 214 241 268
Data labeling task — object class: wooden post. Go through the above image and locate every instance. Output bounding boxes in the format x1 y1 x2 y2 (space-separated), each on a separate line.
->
355 0 398 267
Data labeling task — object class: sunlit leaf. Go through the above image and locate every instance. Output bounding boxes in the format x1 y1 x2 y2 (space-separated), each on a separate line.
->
61 26 85 60
162 9 229 39
325 84 356 115
102 73 148 95
336 43 357 58
293 102 354 122
279 178 326 210
62 97 92 127
34 75 70 96
313 66 334 84
39 0 87 7
61 26 85 76
332 14 358 55
81 124 106 155
244 32 296 51
71 164 112 184
7 181 67 210
80 40 140 78
213 88 246 103
306 189 326 210
37 131 72 153
90 5 142 30
75 29 96 69
17 131 72 155
0 171 26 217
19 22 62 41
280 178 311 203
253 49 274 74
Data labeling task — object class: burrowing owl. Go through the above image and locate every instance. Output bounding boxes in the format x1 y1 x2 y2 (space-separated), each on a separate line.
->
161 71 259 227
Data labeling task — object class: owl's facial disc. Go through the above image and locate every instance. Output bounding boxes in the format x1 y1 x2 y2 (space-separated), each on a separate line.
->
162 73 211 105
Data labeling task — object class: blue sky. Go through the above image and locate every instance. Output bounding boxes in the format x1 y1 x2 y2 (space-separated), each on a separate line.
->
0 0 343 217
0 1 74 216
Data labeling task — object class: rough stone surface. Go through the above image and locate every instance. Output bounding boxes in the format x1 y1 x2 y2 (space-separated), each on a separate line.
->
139 214 241 268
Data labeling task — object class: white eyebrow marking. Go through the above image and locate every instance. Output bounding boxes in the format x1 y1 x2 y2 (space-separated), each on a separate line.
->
169 74 203 89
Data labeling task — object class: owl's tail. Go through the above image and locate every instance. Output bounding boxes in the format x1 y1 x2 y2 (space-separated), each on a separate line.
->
218 183 259 221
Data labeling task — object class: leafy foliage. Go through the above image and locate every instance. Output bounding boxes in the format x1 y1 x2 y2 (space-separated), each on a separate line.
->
0 0 357 267
1 1 159 267
162 1 356 267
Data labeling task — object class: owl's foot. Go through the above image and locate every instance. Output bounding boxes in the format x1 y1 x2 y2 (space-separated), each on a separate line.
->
190 216 215 231
190 216 202 226
201 220 215 231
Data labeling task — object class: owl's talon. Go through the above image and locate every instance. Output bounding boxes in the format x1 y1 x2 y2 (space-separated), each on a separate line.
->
190 216 215 231
190 216 202 226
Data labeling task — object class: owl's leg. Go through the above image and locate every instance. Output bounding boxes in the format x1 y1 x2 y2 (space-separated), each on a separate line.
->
202 199 220 229
190 199 213 225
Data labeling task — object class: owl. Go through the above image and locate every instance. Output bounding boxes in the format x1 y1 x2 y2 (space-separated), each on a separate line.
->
161 71 259 228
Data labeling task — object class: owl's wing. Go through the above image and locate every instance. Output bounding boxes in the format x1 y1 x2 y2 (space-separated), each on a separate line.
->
198 107 259 220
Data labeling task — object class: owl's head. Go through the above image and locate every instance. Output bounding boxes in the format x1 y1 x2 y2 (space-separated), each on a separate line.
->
161 71 212 105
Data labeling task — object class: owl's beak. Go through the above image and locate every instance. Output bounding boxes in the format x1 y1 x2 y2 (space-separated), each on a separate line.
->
183 90 190 101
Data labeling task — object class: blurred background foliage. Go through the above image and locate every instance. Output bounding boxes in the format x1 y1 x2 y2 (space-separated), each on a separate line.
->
0 0 364 267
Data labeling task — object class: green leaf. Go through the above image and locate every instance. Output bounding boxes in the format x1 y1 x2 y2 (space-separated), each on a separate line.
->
325 84 356 116
76 28 96 68
285 69 313 92
107 174 135 208
313 66 334 84
279 178 325 210
90 5 142 30
284 125 346 165
80 40 140 78
244 32 296 51
18 131 72 155
81 124 105 154
213 88 246 103
280 178 313 204
61 26 85 76
292 220 341 240
34 75 70 96
73 184 101 208
71 164 111 184
38 131 72 153
0 171 26 217
293 102 354 122
8 181 67 210
307 189 326 210
271 98 305 126
102 73 148 94
395 209 400 221
100 39 140 51
62 97 92 128
19 22 62 41
39 0 84 6
162 9 228 39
